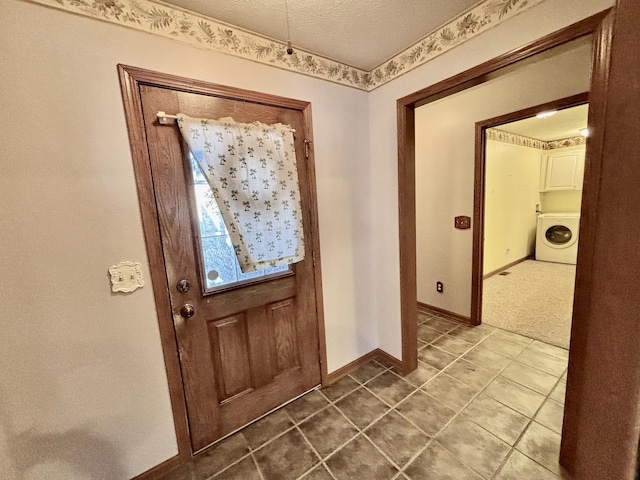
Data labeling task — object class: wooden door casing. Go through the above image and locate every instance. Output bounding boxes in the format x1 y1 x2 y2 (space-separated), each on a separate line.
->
138 83 322 452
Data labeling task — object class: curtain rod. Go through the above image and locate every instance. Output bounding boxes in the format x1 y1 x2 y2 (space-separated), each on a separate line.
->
156 111 178 125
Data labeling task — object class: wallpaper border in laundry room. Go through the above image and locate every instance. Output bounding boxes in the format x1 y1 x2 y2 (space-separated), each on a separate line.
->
487 128 587 150
24 0 547 91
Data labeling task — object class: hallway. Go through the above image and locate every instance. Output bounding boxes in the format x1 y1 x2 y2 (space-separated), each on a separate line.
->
161 309 568 480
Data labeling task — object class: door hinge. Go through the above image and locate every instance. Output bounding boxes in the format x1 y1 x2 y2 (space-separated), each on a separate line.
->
304 140 311 159
312 249 316 267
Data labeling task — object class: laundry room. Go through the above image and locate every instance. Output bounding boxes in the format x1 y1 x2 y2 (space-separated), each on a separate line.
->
481 103 588 348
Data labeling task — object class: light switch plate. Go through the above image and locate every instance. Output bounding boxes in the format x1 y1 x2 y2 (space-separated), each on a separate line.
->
109 261 144 293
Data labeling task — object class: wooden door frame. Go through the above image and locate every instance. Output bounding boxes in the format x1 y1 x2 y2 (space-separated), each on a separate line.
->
397 9 614 474
396 8 612 373
118 65 328 477
471 92 589 325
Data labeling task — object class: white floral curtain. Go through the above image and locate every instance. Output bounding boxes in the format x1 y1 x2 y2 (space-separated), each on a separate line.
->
177 114 305 273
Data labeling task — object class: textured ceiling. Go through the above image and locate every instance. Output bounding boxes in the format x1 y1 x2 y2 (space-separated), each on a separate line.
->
500 104 589 141
160 0 481 70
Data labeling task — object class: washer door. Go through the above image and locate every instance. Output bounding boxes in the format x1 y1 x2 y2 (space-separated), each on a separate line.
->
544 224 574 248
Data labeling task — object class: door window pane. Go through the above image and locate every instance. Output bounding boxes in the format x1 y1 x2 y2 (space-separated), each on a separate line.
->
189 154 290 292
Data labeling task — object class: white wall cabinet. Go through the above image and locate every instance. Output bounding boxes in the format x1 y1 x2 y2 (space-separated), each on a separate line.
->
540 147 586 191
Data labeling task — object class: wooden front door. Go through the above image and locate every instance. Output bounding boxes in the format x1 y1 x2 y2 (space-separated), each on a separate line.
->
138 83 322 452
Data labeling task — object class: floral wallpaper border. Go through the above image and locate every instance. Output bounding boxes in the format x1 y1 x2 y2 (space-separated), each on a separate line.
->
547 136 587 149
25 0 547 91
488 128 587 150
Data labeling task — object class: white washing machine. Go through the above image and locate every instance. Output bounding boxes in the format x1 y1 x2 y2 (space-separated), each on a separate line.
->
535 213 581 265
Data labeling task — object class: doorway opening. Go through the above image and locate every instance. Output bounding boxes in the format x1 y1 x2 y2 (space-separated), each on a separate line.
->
397 9 613 475
475 96 589 349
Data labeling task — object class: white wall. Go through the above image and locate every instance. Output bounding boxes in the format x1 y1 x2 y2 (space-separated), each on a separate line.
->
369 0 614 353
542 190 583 212
0 1 371 478
482 141 541 276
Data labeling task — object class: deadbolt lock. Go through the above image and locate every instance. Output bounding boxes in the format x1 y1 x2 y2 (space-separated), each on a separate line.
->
177 279 190 293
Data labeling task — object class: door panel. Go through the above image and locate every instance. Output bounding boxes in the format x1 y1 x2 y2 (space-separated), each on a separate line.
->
209 314 252 401
139 84 321 451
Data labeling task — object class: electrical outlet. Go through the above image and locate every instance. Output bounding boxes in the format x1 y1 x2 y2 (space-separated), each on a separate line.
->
436 281 443 293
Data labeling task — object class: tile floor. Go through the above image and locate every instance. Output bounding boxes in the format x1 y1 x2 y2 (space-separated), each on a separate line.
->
161 310 570 480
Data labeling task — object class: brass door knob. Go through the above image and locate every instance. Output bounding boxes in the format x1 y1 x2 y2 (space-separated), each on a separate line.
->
179 304 195 319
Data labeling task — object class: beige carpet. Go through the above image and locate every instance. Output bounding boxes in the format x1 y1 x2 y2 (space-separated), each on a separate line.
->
482 260 576 349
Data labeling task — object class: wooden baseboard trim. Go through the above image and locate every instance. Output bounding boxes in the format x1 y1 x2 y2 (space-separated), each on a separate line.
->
374 348 404 371
483 255 532 280
132 454 186 480
324 348 403 385
417 302 472 325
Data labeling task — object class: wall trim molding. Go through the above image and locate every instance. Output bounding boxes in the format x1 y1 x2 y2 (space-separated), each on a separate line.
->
417 302 472 325
483 255 532 280
324 348 402 385
25 0 546 91
487 128 587 150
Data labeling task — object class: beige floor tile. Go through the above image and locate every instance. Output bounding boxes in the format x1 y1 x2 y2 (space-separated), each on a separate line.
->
492 329 534 346
444 359 496 390
516 422 563 475
326 435 398 480
462 345 512 372
189 432 250 480
484 376 546 417
351 361 388 384
396 390 456 436
212 456 262 480
432 335 475 356
516 348 567 377
253 429 319 480
461 394 529 445
404 442 483 480
424 317 459 333
394 362 439 388
335 387 389 429
418 345 458 370
448 324 496 344
286 390 331 423
299 406 359 458
496 450 559 480
479 331 531 358
535 398 565 434
366 371 416 405
529 340 570 361
501 361 559 395
365 410 429 468
300 463 334 480
549 379 567 404
418 312 434 324
241 409 294 450
320 375 360 402
437 417 511 478
422 374 478 412
418 324 444 343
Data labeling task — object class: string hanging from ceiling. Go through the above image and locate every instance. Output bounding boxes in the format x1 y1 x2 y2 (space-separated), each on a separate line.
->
285 0 293 54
